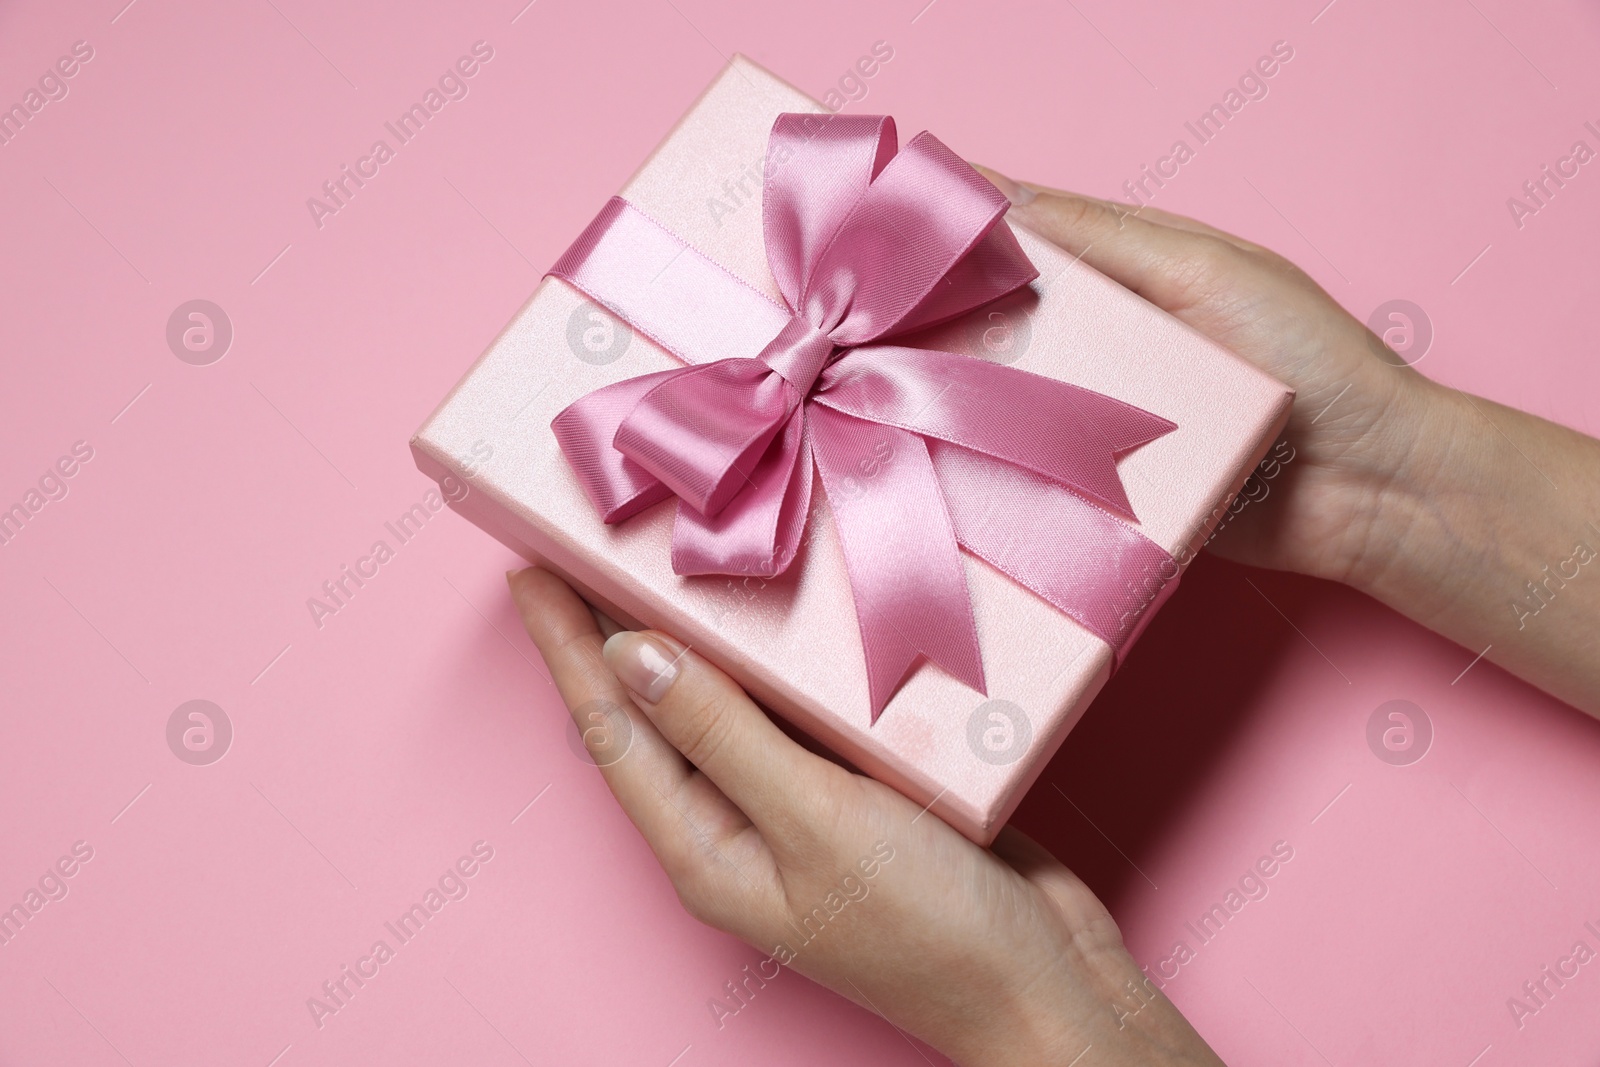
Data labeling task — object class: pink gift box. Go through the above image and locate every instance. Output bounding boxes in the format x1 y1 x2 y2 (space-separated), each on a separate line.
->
411 56 1292 844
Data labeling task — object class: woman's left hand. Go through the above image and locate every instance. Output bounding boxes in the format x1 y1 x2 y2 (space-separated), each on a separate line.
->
508 567 1223 1067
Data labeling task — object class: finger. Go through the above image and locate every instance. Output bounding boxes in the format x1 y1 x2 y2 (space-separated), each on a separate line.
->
1102 200 1262 250
602 628 843 843
970 164 1247 311
506 568 757 872
976 165 1263 251
588 604 625 640
1004 173 1267 252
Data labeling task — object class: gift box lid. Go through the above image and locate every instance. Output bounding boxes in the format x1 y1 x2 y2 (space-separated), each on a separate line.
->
412 55 1293 844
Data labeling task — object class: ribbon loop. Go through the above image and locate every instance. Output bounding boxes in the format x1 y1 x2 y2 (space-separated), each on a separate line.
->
800 131 1022 344
763 114 898 310
672 407 813 579
615 359 796 519
550 113 1181 720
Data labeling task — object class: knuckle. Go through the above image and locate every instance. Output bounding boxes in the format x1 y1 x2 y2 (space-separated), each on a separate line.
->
1244 242 1316 287
1189 234 1238 271
558 652 624 711
544 610 598 657
765 772 864 868
671 860 755 934
671 690 738 769
1269 252 1318 289
672 876 725 928
779 772 849 846
1052 193 1111 236
1168 235 1243 291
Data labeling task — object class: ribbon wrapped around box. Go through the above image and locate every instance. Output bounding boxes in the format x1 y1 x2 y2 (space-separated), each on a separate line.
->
412 56 1293 843
549 112 1186 721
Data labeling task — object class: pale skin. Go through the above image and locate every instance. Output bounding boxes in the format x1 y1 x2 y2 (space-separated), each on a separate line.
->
507 170 1600 1065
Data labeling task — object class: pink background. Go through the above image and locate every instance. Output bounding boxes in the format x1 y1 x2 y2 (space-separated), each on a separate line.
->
2 1 1597 1065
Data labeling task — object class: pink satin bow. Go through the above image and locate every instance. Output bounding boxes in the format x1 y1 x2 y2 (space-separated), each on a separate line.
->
551 113 1179 720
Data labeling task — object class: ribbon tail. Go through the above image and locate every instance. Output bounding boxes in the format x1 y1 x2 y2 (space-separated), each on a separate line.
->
809 404 985 722
550 370 680 522
929 440 1182 666
816 346 1176 519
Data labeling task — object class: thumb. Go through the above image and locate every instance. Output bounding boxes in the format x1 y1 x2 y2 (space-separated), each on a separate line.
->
973 164 1243 314
602 630 838 839
990 827 1125 952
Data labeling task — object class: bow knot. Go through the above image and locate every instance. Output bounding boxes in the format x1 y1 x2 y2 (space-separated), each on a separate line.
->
549 112 1180 720
760 315 836 396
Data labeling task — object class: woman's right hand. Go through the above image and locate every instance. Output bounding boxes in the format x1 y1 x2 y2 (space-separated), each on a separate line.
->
974 167 1429 589
975 168 1600 715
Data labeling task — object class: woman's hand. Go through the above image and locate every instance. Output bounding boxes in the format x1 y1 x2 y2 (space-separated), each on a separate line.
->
973 166 1427 589
506 168 1599 1067
509 567 1225 1067
976 169 1600 715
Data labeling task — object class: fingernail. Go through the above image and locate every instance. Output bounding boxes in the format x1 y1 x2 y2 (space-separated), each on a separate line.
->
604 631 681 703
979 166 1036 207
